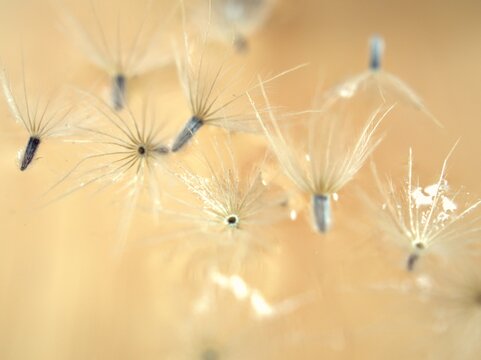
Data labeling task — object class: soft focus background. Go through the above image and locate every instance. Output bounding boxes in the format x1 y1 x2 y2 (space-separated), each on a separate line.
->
0 0 480 359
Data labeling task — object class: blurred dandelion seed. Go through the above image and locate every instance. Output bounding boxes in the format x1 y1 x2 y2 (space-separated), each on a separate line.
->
374 147 481 271
158 265 315 359
59 0 174 110
415 258 481 359
369 34 384 71
199 0 277 52
0 68 71 171
162 293 284 360
201 348 220 360
326 35 440 125
250 82 393 233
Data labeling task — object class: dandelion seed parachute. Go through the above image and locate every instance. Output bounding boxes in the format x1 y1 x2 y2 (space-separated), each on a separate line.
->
58 0 174 110
325 35 440 125
175 153 287 242
139 138 288 278
0 68 71 171
170 26 306 152
373 147 481 271
158 138 287 248
45 93 170 254
250 82 393 234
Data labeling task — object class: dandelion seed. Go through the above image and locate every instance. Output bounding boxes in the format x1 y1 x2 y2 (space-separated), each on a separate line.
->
191 0 276 52
374 147 481 271
170 22 305 152
212 0 276 52
416 258 481 359
171 142 287 242
46 93 170 253
250 83 393 233
139 139 288 277
59 0 173 110
0 68 71 171
327 35 440 125
171 42 300 151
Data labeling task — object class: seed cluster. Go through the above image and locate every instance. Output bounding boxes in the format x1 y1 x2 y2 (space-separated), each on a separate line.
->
1 0 480 358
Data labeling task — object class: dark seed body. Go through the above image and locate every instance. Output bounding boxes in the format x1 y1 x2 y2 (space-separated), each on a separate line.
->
112 73 126 111
171 116 204 152
370 54 381 71
234 33 248 53
20 136 41 171
138 145 170 156
201 348 219 360
312 194 331 233
369 37 382 71
406 252 420 271
154 145 170 154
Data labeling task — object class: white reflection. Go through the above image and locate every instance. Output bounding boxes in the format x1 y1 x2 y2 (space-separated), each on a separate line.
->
210 271 272 317
250 291 274 316
337 81 358 98
289 209 298 221
411 180 458 228
209 270 314 319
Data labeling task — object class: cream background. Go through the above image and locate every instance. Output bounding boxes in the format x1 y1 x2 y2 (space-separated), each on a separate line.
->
0 0 480 359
